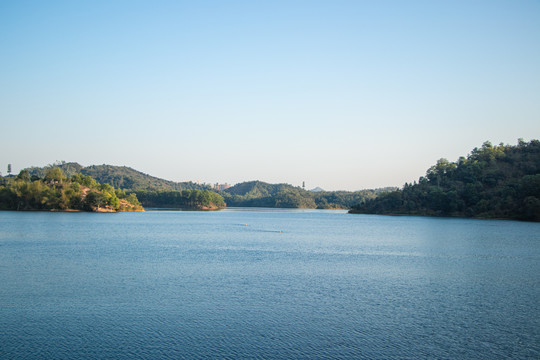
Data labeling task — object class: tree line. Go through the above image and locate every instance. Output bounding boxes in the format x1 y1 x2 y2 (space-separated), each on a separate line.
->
220 180 394 209
133 189 226 209
20 162 394 210
0 168 143 212
350 140 540 221
24 162 208 192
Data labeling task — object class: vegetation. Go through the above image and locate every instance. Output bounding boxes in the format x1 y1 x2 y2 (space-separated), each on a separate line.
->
25 162 207 192
221 181 395 209
134 189 226 210
0 168 144 212
22 163 391 210
23 162 218 209
8 140 540 216
81 165 206 191
350 140 540 221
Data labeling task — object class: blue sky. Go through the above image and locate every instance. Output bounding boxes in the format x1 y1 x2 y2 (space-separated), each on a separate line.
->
1 0 539 190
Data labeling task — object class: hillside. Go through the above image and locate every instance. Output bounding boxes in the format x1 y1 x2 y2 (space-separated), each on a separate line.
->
25 162 207 191
221 181 315 208
24 162 83 178
350 140 540 221
81 165 205 191
134 189 226 210
221 180 394 209
0 168 144 212
22 163 225 210
22 163 394 210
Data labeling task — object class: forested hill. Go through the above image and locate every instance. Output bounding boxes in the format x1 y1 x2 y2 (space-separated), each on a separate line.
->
25 163 207 192
350 140 540 221
222 181 314 208
21 163 393 210
81 165 205 191
0 168 143 212
221 180 395 209
224 181 298 197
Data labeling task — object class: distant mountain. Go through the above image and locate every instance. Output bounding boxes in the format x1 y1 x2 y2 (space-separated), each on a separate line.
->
25 162 207 192
309 187 325 192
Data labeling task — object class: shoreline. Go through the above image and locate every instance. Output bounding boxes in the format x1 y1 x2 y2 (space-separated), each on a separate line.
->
0 208 145 213
348 210 533 222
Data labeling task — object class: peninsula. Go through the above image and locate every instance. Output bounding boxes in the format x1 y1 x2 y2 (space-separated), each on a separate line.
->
0 168 144 212
349 140 540 222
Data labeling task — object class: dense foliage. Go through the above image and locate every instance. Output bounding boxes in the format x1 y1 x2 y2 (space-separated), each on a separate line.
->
24 162 84 178
81 165 206 191
350 140 540 221
22 163 394 210
221 181 395 209
0 168 143 212
134 189 226 209
26 162 207 192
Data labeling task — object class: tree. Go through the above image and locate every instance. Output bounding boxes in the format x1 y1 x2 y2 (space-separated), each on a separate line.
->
108 194 120 210
44 168 66 183
98 183 115 196
71 173 97 188
126 193 140 206
84 191 107 210
17 170 30 182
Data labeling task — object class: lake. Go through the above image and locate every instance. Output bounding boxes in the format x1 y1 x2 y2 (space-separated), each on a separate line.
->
0 209 539 359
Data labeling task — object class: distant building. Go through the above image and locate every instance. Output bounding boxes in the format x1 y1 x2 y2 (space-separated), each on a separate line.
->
213 183 231 191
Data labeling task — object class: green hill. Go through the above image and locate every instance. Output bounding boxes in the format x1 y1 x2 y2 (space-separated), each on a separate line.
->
222 181 316 208
23 163 225 210
0 168 143 212
221 180 393 209
80 165 205 191
25 162 83 178
25 162 207 192
134 189 226 210
224 181 308 198
22 163 391 210
350 140 540 221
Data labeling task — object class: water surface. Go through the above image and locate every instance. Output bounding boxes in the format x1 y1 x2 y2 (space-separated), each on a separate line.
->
0 210 539 359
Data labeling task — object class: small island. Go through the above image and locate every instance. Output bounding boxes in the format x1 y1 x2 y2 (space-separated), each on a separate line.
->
0 168 144 212
0 167 229 212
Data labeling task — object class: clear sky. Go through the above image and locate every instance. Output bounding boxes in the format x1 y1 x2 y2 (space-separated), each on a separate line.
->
1 0 539 190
